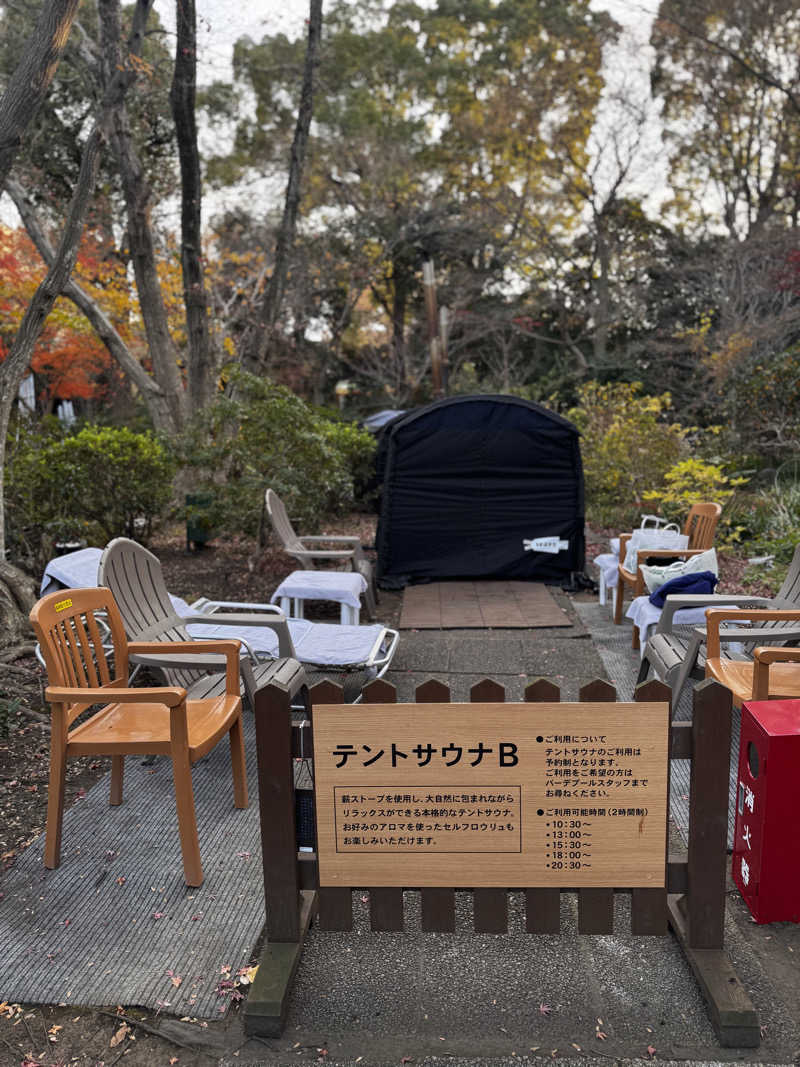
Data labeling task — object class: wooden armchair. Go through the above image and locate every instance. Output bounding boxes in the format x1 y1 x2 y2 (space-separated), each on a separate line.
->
705 608 800 705
30 588 248 887
614 501 722 649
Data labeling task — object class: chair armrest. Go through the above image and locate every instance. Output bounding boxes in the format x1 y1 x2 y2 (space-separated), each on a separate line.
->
706 609 800 659
294 548 359 561
176 614 295 659
618 533 632 557
657 594 771 634
298 535 361 546
191 599 284 616
634 547 706 566
46 685 186 707
129 639 242 691
753 646 800 699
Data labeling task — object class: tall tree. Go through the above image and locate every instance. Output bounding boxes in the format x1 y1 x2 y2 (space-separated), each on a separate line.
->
241 0 323 374
206 0 615 399
170 0 214 410
652 0 800 237
0 0 154 560
0 0 81 189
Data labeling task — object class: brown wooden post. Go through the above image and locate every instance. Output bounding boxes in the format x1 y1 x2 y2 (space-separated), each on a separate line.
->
578 680 616 934
665 679 760 1046
416 680 456 931
686 679 731 949
365 679 404 931
246 681 318 1038
471 678 508 933
254 682 300 942
524 678 561 934
632 679 671 935
312 681 353 932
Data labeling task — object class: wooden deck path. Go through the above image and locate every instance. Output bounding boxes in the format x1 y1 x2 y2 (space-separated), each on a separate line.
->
399 580 571 629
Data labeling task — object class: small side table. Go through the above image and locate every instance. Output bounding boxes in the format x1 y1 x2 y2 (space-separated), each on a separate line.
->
271 570 368 625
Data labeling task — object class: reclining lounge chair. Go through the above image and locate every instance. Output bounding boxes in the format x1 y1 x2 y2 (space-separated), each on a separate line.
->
99 538 398 704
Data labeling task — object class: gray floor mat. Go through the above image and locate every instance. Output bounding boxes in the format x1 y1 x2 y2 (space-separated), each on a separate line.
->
0 712 276 1017
573 601 740 848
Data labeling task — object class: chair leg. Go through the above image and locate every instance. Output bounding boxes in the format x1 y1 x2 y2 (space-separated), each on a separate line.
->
170 750 203 887
613 578 624 625
631 624 640 651
598 571 607 606
229 715 248 809
110 755 125 805
44 743 68 869
636 655 651 686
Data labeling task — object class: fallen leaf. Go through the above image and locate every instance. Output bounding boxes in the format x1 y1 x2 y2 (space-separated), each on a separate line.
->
596 1032 607 1040
169 1058 178 1065
539 1002 552 1015
116 876 126 886
572 1043 581 1051
110 1022 131 1047
170 975 183 988
647 1045 656 1058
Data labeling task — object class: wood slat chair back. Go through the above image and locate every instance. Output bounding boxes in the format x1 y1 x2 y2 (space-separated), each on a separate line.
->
684 501 722 550
33 587 131 725
30 587 248 886
615 501 723 649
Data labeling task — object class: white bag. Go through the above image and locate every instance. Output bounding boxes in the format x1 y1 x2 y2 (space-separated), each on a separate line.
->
639 514 670 530
622 522 689 572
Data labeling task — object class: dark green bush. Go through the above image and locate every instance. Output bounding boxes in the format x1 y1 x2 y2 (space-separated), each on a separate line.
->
6 417 175 570
179 370 376 538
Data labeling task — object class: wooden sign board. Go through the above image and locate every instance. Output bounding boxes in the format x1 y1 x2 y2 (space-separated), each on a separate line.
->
313 701 669 888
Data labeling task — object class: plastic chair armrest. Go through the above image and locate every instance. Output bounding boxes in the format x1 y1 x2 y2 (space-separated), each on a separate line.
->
657 595 770 634
46 685 186 707
298 535 361 546
175 614 294 658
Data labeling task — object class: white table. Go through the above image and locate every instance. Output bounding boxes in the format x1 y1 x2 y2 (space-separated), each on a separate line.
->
271 569 368 625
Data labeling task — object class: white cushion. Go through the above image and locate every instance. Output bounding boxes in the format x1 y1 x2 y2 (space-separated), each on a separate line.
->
640 547 718 593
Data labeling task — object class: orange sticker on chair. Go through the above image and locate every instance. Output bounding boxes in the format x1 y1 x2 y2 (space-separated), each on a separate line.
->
54 598 73 612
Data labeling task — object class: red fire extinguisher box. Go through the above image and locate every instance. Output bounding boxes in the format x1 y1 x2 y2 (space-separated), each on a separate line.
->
733 699 800 923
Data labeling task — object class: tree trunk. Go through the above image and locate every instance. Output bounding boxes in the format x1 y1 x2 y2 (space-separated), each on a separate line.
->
0 0 81 188
6 178 176 435
0 561 37 652
0 0 154 565
241 0 323 374
108 100 187 430
170 0 215 413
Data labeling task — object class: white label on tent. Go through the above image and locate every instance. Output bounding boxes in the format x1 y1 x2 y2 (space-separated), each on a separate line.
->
523 537 569 554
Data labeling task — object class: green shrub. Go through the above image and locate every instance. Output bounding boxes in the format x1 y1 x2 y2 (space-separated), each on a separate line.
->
738 481 800 563
179 370 376 538
567 382 687 528
6 418 176 570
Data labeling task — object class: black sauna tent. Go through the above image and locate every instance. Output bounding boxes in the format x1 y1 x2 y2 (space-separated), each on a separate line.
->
375 395 585 587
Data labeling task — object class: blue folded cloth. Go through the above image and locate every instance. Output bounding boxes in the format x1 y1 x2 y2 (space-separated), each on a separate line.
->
648 570 718 608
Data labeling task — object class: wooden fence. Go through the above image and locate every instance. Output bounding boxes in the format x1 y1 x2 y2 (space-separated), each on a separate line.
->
246 675 759 1048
